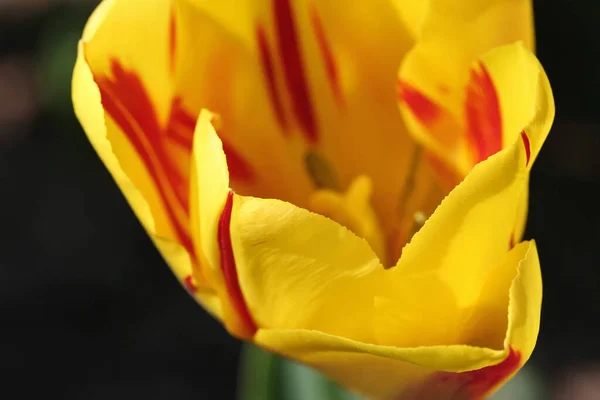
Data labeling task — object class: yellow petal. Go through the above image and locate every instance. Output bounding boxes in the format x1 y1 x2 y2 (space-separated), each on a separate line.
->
421 0 533 45
78 0 195 250
394 41 552 271
74 0 222 314
505 241 542 370
399 42 552 242
255 333 505 400
83 0 173 123
176 0 257 48
392 1 429 39
171 0 314 207
189 110 229 287
309 175 387 265
398 0 535 174
254 240 541 399
377 43 552 354
188 109 259 336
230 193 386 343
481 43 553 165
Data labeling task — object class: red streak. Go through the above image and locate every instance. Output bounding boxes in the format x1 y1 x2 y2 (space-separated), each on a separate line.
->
184 275 198 293
397 80 441 125
465 63 502 163
169 8 177 75
166 98 255 182
222 141 255 182
521 131 531 166
309 5 344 108
397 348 521 400
426 152 461 192
274 0 318 142
166 97 197 149
461 348 521 398
218 191 257 336
95 60 194 256
257 26 288 130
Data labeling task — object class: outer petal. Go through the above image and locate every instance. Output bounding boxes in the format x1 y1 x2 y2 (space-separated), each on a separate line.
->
73 0 220 314
397 0 534 174
83 0 173 122
254 241 539 399
401 41 550 247
188 109 248 334
230 193 386 343
390 43 553 309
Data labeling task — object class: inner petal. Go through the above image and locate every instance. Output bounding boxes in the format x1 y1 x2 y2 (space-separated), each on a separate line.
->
169 0 449 263
309 175 387 266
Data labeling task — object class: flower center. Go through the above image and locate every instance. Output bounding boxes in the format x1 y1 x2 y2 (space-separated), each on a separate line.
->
94 60 447 270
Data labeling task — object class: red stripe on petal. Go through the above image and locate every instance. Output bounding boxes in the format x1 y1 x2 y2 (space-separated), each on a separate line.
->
218 191 258 336
166 98 255 183
463 348 521 398
274 0 318 142
184 275 198 293
426 152 461 192
222 141 255 182
257 26 288 130
309 5 344 108
397 80 441 125
397 348 521 400
95 60 194 256
521 131 531 166
169 7 177 75
465 63 502 163
166 97 195 149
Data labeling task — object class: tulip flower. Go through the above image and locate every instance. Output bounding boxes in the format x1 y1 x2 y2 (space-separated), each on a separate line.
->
72 0 554 398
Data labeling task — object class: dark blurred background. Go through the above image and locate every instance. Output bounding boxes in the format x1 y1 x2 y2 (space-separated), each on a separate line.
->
1 0 599 399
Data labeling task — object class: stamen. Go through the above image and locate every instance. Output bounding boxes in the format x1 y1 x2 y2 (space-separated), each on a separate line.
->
413 211 427 228
304 150 340 190
386 146 424 265
408 211 427 239
396 145 422 218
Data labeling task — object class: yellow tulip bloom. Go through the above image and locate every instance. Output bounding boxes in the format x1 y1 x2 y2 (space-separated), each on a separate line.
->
72 0 554 398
